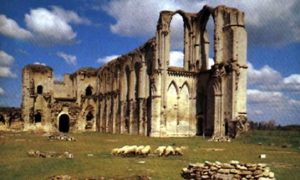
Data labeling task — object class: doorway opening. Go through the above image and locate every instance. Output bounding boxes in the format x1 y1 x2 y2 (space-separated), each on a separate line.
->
59 114 70 133
34 112 42 123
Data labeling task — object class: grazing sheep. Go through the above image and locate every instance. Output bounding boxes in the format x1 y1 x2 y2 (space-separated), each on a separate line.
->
122 145 138 156
111 148 119 155
165 146 175 156
140 145 151 156
155 146 166 156
118 145 129 155
136 145 145 155
174 147 183 156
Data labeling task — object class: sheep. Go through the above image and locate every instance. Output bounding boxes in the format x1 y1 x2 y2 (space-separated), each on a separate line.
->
164 146 175 156
174 147 183 156
155 146 166 156
140 145 151 156
136 145 145 155
122 145 138 156
118 145 130 155
111 148 120 156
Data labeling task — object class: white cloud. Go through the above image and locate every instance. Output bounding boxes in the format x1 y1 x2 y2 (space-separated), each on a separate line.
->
51 6 91 25
0 50 16 78
0 66 16 78
103 0 300 46
57 52 77 65
248 62 300 92
248 62 282 85
247 89 300 125
97 55 120 64
207 57 214 70
0 15 32 40
169 51 183 67
0 87 4 96
247 89 284 104
25 7 77 44
33 62 46 66
1 6 90 45
284 74 300 84
0 50 14 66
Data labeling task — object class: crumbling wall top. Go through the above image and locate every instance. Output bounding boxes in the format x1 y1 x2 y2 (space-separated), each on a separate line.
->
23 64 53 73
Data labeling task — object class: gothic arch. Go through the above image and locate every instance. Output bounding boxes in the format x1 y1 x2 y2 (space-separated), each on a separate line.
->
167 81 179 95
180 81 190 96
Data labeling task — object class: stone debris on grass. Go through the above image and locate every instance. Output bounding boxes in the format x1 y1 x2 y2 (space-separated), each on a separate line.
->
181 161 275 180
48 175 73 180
48 175 151 180
48 134 76 142
27 150 73 159
208 136 231 142
259 154 267 159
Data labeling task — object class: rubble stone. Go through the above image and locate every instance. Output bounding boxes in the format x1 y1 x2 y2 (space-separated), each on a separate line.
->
181 161 275 180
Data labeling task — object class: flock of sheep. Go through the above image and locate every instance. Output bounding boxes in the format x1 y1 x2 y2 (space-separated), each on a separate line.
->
111 145 185 157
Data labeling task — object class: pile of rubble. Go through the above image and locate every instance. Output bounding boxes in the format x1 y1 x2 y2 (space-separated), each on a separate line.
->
48 134 76 141
208 136 231 142
181 161 275 180
27 150 73 159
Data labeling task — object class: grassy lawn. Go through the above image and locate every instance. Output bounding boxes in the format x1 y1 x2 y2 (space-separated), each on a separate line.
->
0 130 299 179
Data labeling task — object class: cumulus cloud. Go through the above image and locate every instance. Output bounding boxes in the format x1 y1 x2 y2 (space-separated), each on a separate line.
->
51 6 91 25
247 89 300 125
247 63 300 124
103 0 300 46
248 62 300 92
169 51 183 67
0 87 4 96
33 62 46 66
0 50 16 78
97 54 120 64
0 50 14 66
0 6 90 45
57 52 77 65
0 15 32 40
25 7 77 44
0 66 16 78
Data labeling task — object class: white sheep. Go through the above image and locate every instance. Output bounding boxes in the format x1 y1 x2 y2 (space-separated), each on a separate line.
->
165 146 175 156
174 147 183 156
140 145 151 156
155 146 166 156
136 145 145 155
122 145 138 156
111 148 120 156
117 145 129 154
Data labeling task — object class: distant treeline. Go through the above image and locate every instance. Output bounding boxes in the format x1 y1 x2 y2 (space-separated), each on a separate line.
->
249 120 300 131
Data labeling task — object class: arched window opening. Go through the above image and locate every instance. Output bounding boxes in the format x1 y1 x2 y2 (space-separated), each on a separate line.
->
34 112 42 123
37 85 43 94
86 111 94 121
85 86 93 96
206 16 215 70
0 114 5 124
134 63 141 100
125 66 130 101
169 14 184 67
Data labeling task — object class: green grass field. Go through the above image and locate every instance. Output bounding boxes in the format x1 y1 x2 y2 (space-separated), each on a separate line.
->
0 130 299 179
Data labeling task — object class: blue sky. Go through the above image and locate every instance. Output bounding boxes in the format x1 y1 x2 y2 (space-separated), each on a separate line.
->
0 0 299 125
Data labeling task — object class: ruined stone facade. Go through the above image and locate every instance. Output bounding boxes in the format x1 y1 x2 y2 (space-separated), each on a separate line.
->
21 5 248 138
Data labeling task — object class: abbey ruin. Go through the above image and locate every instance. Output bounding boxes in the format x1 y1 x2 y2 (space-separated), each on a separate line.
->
20 5 248 138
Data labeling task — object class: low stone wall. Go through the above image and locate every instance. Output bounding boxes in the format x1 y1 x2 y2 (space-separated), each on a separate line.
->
181 161 275 180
